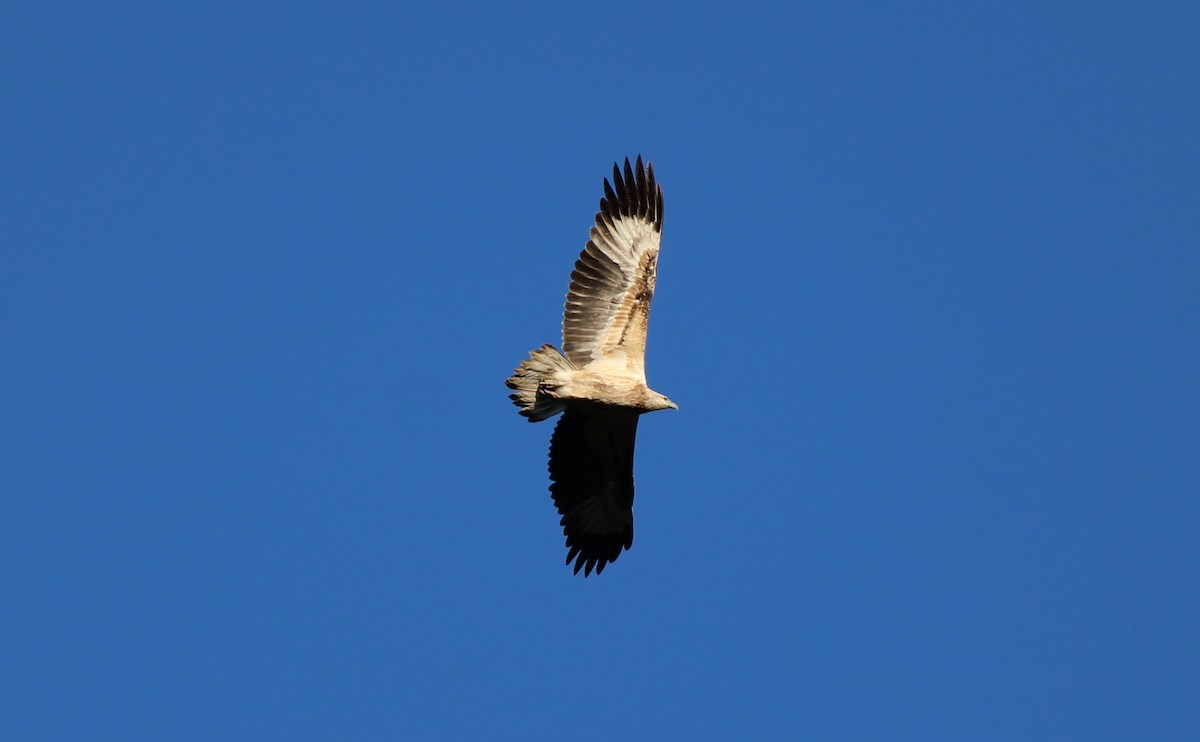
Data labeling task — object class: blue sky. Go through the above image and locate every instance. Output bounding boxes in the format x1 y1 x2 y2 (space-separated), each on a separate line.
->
3 2 1197 739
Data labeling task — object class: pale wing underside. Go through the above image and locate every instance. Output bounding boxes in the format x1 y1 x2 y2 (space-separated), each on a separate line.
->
562 156 663 380
548 408 639 576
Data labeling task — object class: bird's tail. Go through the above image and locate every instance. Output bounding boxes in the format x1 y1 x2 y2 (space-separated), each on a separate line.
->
506 344 574 422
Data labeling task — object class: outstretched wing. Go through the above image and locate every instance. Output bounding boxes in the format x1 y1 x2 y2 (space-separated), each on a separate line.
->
547 408 639 576
562 156 664 380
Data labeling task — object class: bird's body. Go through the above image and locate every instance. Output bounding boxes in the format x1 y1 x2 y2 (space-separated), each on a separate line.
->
506 156 675 576
537 360 675 413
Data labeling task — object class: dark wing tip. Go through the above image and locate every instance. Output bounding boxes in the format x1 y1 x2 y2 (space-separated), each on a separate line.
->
562 529 631 577
597 155 662 233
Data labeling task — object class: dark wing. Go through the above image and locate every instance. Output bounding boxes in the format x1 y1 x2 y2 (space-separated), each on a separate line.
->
548 408 639 576
561 156 663 381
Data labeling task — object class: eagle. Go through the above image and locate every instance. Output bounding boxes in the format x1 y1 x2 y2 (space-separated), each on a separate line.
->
506 156 676 576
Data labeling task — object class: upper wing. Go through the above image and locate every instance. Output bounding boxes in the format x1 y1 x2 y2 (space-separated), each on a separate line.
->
561 156 664 380
548 408 639 576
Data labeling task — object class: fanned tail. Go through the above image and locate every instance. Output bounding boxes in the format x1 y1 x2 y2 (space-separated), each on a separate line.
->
505 344 575 422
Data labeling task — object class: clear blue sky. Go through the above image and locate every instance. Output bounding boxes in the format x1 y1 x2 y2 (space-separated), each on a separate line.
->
3 2 1197 739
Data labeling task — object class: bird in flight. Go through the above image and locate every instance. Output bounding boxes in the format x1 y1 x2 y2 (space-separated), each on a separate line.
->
506 156 676 576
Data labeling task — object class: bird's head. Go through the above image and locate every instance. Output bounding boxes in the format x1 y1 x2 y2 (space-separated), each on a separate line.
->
648 391 678 412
